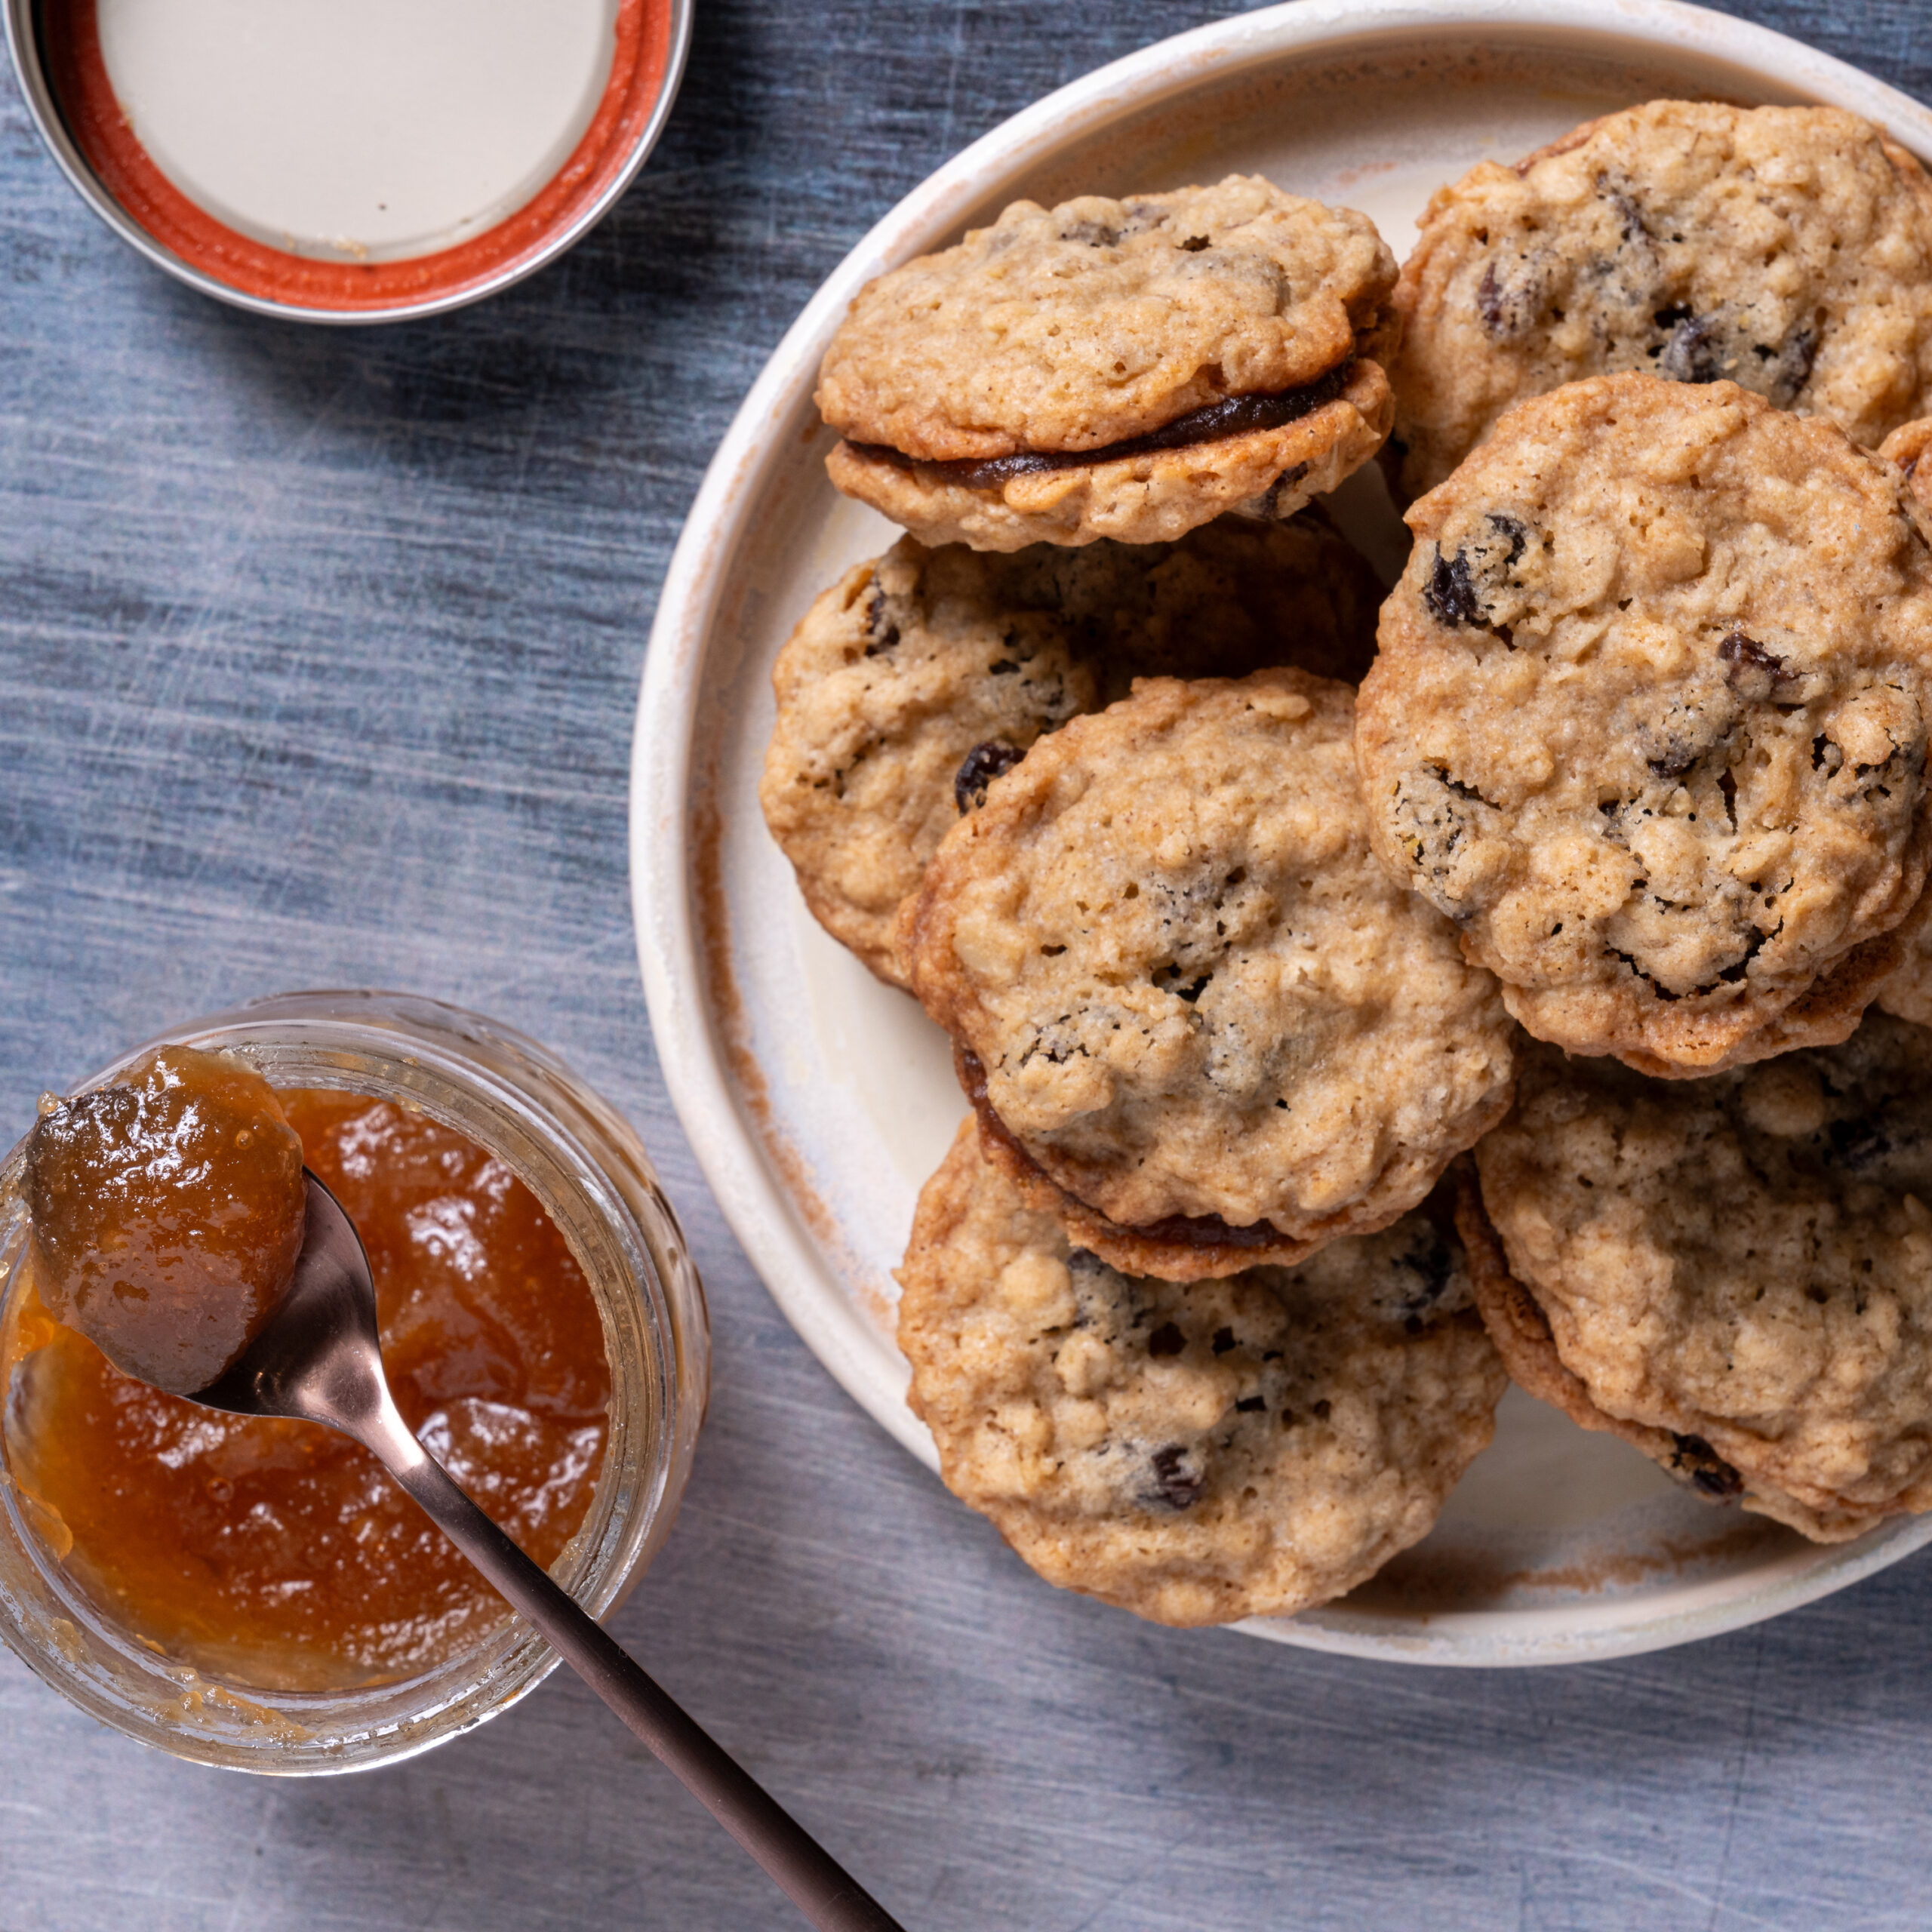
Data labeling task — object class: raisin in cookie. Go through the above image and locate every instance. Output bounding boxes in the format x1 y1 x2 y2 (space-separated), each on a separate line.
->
760 515 1383 984
898 1123 1506 1626
1358 374 1932 1077
1472 1020 1932 1541
818 176 1397 550
901 668 1515 1257
1387 101 1932 500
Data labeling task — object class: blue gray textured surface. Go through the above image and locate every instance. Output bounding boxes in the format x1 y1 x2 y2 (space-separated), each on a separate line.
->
2 3 1930 1927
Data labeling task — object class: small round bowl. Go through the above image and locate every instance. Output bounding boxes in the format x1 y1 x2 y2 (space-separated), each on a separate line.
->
4 0 692 322
0 990 709 1773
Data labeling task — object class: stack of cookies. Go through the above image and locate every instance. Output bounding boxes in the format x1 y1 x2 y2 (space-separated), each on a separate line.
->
761 104 1932 1629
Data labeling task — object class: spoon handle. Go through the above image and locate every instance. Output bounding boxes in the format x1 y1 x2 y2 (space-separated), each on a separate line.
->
378 1438 905 1932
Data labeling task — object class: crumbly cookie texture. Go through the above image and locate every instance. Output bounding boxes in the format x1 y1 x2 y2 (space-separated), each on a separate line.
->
823 361 1393 552
902 667 1516 1238
1357 374 1932 1076
1473 1019 1932 1538
1387 101 1932 500
819 175 1395 462
1452 1164 1871 1542
897 1122 1506 1626
759 517 1383 985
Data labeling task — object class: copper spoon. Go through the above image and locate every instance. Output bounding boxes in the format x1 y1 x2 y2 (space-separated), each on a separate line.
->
192 1173 903 1932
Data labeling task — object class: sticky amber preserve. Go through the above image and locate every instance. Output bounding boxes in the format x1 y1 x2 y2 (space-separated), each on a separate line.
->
23 1044 306 1395
5 1088 611 1692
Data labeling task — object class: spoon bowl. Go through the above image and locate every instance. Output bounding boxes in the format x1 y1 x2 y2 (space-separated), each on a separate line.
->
192 1175 393 1432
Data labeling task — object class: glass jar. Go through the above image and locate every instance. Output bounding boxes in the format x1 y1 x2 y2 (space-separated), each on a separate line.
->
0 991 708 1774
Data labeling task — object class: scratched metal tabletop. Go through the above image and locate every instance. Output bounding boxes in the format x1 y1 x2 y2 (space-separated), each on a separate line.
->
3 4 1930 1927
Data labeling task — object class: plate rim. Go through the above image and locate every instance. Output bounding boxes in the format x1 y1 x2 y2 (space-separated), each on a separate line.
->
631 0 1932 1666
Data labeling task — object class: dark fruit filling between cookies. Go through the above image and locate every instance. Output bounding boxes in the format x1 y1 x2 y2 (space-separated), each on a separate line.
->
845 364 1355 487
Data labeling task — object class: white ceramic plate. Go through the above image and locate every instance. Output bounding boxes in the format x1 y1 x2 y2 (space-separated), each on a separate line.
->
632 0 1932 1665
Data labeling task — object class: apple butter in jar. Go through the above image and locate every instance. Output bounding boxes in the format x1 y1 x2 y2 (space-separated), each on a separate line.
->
0 993 706 1770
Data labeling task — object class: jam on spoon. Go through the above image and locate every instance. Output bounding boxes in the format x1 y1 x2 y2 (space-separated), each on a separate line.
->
23 1045 306 1395
10 1082 611 1690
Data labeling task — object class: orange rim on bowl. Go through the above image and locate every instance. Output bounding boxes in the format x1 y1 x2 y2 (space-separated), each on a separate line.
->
5 0 692 321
